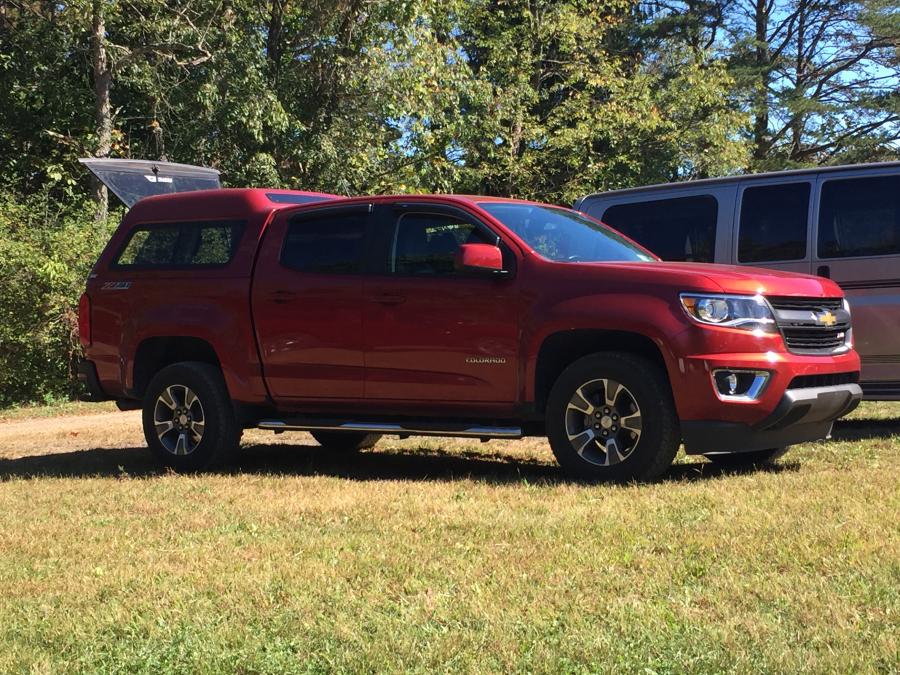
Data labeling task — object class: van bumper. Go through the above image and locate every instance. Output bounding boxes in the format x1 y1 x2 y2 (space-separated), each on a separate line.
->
682 383 862 454
77 359 111 402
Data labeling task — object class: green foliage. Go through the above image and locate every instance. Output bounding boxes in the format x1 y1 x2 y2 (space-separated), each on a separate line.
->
0 0 896 405
0 190 117 407
0 5 93 196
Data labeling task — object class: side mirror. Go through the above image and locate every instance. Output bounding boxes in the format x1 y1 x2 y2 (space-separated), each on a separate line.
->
454 243 505 276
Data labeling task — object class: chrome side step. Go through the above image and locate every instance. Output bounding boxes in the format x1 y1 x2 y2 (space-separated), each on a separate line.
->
257 419 522 439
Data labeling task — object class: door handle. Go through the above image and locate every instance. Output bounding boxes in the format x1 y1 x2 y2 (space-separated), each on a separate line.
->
370 293 406 306
817 265 830 279
270 290 297 304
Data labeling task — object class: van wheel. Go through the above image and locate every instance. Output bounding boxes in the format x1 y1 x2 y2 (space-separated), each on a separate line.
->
142 362 240 472
546 353 679 482
704 448 788 467
311 431 381 453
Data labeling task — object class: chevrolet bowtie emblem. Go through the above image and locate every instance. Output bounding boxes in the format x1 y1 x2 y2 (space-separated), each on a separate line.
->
817 310 837 327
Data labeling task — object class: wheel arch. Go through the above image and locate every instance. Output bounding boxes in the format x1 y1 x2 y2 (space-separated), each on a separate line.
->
533 329 671 415
132 336 223 399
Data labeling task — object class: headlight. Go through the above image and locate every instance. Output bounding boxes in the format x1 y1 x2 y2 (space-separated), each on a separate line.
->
680 293 777 333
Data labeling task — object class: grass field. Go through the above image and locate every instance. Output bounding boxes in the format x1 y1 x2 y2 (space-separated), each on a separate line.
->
0 402 897 673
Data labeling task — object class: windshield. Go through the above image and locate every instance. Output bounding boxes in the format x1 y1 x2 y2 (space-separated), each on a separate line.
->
479 202 656 263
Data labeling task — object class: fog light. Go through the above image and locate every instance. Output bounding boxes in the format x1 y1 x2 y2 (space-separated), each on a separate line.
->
712 369 769 401
725 372 738 396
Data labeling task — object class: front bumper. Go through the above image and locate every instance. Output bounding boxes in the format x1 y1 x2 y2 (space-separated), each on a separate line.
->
682 383 862 454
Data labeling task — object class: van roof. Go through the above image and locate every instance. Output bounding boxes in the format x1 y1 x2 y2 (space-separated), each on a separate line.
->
577 161 900 204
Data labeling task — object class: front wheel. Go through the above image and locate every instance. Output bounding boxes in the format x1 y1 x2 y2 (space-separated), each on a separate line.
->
546 352 680 482
142 361 240 472
704 448 788 468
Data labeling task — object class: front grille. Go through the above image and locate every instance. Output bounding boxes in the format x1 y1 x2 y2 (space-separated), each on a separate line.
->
782 326 848 352
767 296 844 312
766 296 850 355
788 372 859 389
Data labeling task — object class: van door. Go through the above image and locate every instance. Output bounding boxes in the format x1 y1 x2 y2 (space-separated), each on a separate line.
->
732 178 813 275
813 170 900 396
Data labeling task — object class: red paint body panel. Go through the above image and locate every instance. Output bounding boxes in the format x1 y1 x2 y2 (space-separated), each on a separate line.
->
85 189 341 404
362 274 520 405
82 190 860 432
251 210 365 399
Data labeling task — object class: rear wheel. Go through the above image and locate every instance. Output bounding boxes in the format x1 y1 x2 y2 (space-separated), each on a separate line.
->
142 362 240 472
704 448 788 468
546 353 679 482
311 431 381 453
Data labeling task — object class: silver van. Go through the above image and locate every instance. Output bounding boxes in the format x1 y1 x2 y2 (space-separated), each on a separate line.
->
575 162 900 400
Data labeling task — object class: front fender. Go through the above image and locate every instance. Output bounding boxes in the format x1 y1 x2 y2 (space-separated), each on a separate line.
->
522 292 691 404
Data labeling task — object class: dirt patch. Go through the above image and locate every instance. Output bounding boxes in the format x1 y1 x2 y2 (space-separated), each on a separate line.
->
0 410 144 458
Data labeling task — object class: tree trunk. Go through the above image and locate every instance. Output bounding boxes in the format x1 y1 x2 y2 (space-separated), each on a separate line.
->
751 0 770 164
91 0 111 221
789 0 808 162
267 0 286 87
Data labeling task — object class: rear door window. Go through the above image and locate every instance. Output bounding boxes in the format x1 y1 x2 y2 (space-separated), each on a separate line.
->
115 220 244 268
601 195 718 262
818 175 900 258
738 182 810 262
280 212 367 274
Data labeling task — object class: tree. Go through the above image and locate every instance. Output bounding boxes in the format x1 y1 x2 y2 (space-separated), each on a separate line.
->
638 0 899 169
454 0 747 202
0 2 93 195
85 0 215 217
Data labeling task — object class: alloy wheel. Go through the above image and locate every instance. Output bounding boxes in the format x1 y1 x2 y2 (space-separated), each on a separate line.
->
564 378 642 466
153 384 205 455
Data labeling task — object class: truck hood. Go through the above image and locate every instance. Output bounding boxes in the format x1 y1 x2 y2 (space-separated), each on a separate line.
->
587 261 844 298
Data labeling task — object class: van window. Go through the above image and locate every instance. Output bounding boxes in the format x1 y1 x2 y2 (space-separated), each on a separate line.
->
601 195 718 262
115 220 244 268
738 182 810 262
818 175 900 258
281 212 366 274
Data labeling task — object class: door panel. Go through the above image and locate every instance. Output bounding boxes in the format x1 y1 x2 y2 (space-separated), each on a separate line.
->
363 207 519 404
813 172 900 388
251 207 369 400
732 179 813 275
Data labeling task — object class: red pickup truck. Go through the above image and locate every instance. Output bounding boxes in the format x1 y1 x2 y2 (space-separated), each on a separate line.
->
78 187 862 480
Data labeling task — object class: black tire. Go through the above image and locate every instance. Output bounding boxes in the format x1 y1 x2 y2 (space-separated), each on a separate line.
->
704 448 788 468
142 361 240 472
546 352 680 482
311 431 381 453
